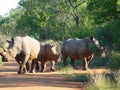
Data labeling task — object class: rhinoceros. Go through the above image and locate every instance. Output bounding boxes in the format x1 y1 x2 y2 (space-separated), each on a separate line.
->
6 39 30 72
3 36 40 74
61 37 106 70
37 44 60 72
0 48 8 62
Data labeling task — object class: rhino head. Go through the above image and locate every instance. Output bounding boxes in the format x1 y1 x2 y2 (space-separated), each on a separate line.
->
1 48 15 61
44 44 60 62
0 48 8 62
6 36 22 58
89 36 107 57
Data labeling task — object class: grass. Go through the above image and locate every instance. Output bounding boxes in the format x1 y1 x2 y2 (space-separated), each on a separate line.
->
64 74 90 82
57 65 75 74
0 56 3 70
84 71 120 90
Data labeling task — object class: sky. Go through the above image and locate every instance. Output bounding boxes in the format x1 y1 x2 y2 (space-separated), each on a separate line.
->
0 0 20 16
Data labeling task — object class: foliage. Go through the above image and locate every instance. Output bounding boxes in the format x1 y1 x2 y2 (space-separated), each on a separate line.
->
0 7 25 36
89 56 109 68
88 43 99 52
0 0 98 40
108 52 120 71
87 0 120 51
87 0 119 24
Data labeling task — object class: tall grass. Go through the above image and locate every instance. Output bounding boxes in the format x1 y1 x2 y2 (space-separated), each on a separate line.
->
84 71 120 90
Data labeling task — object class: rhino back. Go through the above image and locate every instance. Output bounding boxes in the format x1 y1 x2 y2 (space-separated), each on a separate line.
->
61 38 92 59
22 36 40 59
38 44 51 60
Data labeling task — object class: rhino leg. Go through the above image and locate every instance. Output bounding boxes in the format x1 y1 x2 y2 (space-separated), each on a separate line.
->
82 57 88 70
70 59 76 69
40 61 46 72
62 55 67 67
35 61 40 71
18 63 27 74
18 55 29 74
50 61 55 71
30 59 36 73
87 55 93 64
26 61 30 71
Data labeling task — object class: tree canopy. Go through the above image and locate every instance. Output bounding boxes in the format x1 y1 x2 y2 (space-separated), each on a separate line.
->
0 0 120 50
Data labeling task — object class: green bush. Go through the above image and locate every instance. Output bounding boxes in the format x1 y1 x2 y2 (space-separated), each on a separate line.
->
89 55 109 68
108 52 120 71
88 43 99 53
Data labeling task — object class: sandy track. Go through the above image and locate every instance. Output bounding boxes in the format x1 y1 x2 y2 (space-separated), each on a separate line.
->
0 61 83 90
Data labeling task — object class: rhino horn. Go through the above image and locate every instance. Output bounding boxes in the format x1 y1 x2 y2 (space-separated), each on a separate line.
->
11 37 14 41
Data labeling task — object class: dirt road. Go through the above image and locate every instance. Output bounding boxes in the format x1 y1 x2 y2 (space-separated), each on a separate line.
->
0 61 84 90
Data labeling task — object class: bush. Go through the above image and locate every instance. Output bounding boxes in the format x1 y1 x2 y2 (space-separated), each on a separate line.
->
108 52 120 71
89 55 109 68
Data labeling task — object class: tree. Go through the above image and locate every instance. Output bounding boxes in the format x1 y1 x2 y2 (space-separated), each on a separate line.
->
87 0 120 50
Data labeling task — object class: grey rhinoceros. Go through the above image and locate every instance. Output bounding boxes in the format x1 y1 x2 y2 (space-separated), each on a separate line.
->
61 37 106 70
3 36 40 74
37 44 60 72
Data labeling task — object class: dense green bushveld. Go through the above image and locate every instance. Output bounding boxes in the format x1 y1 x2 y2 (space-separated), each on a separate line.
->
108 52 120 71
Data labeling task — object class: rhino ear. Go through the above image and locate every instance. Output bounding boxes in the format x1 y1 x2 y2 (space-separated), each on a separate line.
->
11 37 14 42
89 36 94 40
3 48 8 52
7 40 10 43
51 45 56 48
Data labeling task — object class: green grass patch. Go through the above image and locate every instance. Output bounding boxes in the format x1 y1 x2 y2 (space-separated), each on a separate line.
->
0 56 3 70
57 65 75 74
64 74 90 82
84 71 120 90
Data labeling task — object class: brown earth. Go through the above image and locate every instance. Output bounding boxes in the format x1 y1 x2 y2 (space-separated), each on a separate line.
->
0 61 110 90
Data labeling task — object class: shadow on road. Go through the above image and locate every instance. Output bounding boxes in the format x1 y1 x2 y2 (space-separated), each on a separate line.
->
0 61 83 89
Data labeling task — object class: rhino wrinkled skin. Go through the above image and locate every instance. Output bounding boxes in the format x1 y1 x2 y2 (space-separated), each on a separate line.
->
38 44 60 72
61 37 106 70
4 36 40 74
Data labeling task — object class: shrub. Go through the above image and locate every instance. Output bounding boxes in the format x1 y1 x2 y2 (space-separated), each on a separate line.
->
108 52 120 71
89 55 109 68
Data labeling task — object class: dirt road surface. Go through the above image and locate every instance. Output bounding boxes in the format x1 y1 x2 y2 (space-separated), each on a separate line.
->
0 60 110 90
0 61 84 90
